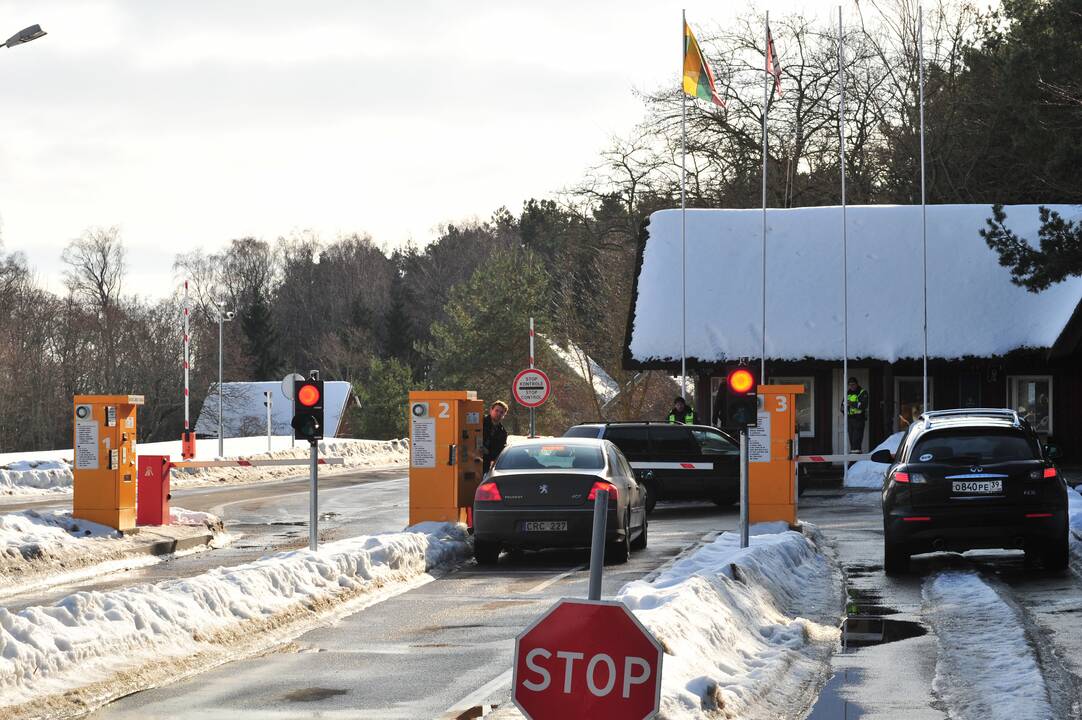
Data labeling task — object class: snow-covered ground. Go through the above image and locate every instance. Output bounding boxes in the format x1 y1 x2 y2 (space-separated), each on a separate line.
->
0 522 471 717
844 432 903 488
923 571 1053 720
0 436 409 498
0 508 224 599
618 523 844 718
1067 485 1082 537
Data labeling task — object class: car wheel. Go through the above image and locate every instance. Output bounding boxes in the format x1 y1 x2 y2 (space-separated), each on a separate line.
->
883 536 909 576
643 481 657 514
631 513 648 551
474 539 501 566
605 514 631 564
1042 530 1069 573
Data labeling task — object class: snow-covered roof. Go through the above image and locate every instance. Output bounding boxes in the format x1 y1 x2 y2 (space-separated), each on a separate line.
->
194 381 353 438
544 337 620 404
627 204 1082 364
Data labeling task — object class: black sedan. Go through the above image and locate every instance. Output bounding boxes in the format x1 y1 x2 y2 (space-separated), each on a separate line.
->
472 438 648 565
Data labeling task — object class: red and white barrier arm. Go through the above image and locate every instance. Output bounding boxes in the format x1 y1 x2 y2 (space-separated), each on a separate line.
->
795 454 872 464
170 457 346 469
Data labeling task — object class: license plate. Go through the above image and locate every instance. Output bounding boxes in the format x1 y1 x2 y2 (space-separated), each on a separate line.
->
523 521 567 532
952 480 1003 494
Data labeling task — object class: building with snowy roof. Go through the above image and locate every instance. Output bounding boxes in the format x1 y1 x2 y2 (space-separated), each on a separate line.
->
624 204 1082 460
195 381 355 439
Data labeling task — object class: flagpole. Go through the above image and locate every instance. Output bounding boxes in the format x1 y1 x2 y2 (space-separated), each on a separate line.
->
761 11 769 384
839 6 850 480
919 4 928 414
681 8 688 402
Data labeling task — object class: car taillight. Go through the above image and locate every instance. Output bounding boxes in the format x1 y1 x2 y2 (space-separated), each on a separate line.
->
894 472 910 483
587 481 618 502
475 482 502 502
1044 467 1057 479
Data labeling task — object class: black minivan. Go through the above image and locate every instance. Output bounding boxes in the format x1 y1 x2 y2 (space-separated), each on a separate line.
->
564 422 739 512
878 408 1068 574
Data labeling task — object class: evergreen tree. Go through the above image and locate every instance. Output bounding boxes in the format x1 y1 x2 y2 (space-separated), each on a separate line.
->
241 290 282 379
982 204 1082 292
354 357 415 439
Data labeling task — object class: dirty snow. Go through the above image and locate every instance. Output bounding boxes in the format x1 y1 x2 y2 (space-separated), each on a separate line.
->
1067 486 1082 536
844 432 904 488
617 523 843 718
629 204 1082 363
0 522 471 714
923 571 1054 720
0 436 408 498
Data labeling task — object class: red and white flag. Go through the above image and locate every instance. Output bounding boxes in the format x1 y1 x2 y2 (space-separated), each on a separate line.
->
766 25 783 98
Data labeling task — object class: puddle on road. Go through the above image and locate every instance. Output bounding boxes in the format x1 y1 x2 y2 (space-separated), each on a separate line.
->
281 687 348 702
841 581 926 652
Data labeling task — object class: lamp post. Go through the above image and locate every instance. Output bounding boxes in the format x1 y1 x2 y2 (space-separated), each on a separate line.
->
215 302 235 457
2 24 46 50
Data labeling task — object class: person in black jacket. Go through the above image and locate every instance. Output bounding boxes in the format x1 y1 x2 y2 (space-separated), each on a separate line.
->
482 401 509 475
667 396 699 425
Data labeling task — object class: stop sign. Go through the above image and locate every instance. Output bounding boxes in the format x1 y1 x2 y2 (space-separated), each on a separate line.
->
513 599 663 720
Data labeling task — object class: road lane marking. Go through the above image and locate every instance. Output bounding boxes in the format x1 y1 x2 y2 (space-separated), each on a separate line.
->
519 564 587 595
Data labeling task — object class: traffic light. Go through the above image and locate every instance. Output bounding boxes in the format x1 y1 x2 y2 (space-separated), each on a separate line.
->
291 376 324 442
722 367 758 428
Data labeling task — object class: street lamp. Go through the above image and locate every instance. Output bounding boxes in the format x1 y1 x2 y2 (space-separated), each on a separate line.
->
2 24 46 50
215 302 236 458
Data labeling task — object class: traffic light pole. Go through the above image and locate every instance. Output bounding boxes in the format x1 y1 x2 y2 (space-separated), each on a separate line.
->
309 440 319 551
739 429 749 549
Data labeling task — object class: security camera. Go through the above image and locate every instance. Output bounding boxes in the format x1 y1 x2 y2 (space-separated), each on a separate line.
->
224 310 236 321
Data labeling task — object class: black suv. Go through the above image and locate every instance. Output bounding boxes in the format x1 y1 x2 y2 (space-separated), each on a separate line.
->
564 422 739 512
878 408 1067 574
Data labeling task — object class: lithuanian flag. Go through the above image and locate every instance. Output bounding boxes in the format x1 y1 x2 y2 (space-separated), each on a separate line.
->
683 21 724 107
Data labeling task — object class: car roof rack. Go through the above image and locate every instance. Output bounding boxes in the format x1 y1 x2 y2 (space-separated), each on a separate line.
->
920 408 1022 428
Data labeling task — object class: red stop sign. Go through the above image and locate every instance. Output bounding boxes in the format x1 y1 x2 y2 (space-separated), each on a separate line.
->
513 599 663 720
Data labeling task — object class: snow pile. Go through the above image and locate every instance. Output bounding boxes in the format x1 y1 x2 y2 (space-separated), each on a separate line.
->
923 571 1054 720
544 337 620 404
630 204 1082 363
618 523 843 718
845 432 904 488
0 437 409 497
0 522 470 713
1067 485 1082 539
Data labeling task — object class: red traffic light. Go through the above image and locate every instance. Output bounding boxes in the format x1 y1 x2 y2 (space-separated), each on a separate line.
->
728 368 755 394
297 383 321 407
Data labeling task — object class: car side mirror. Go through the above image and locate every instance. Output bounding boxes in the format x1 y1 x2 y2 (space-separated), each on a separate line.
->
870 449 894 464
1044 444 1061 460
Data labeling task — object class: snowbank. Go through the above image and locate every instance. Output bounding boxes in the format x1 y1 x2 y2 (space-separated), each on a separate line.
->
844 432 904 488
1067 486 1082 537
923 571 1053 720
0 522 471 715
618 524 843 718
0 436 409 498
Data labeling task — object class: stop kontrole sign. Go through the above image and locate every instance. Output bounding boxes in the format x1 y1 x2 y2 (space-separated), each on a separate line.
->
513 599 663 720
513 368 551 408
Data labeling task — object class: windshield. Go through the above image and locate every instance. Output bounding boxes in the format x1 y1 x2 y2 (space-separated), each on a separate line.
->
910 429 1038 465
495 444 605 470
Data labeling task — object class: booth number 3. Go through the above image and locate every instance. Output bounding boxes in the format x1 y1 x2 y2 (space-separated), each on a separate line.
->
774 395 788 413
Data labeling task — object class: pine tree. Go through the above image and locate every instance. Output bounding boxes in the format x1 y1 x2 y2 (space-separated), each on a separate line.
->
241 290 282 379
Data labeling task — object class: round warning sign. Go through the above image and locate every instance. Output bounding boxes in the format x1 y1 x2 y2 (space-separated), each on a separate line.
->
513 368 551 408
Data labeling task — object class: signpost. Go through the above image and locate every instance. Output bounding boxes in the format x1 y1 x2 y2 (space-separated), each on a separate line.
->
513 598 663 720
513 367 550 439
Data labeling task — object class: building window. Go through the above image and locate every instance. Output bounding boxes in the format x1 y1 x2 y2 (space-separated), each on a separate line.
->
895 377 934 432
771 376 814 437
1008 375 1053 434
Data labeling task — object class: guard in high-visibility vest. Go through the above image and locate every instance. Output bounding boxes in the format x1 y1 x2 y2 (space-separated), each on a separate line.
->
844 377 869 451
667 396 699 425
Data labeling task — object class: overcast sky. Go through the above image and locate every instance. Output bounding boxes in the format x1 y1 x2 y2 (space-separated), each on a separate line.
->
1 0 840 298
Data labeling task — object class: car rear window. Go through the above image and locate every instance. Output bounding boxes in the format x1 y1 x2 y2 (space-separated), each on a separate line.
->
603 427 650 454
564 426 601 439
496 444 605 470
910 429 1039 465
649 426 696 454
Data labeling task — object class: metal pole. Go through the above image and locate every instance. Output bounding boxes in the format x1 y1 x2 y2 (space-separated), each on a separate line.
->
588 488 609 600
309 440 319 551
265 391 273 453
529 317 536 438
839 6 850 482
218 309 224 458
761 11 770 384
919 4 929 413
740 429 749 548
183 280 190 437
680 8 688 403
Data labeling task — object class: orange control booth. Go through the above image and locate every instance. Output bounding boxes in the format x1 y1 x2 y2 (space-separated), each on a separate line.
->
73 395 143 531
748 384 804 526
408 391 485 525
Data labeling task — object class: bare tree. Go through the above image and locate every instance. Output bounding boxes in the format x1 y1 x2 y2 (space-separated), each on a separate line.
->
61 226 126 387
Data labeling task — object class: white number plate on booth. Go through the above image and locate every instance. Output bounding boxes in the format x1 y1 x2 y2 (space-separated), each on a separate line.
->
952 480 1003 494
523 521 567 532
